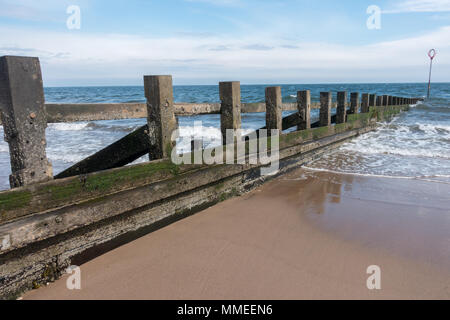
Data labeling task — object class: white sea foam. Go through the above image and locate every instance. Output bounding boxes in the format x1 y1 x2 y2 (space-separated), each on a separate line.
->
176 125 254 153
338 119 450 160
416 123 450 135
303 167 450 184
409 100 424 107
178 125 222 141
307 100 450 181
341 143 450 159
47 152 86 163
303 166 416 180
48 122 90 131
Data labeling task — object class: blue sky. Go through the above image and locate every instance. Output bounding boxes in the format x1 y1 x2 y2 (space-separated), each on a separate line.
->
0 0 449 85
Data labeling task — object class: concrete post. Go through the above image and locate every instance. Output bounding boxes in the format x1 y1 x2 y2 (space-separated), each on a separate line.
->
350 92 360 114
319 92 332 127
144 75 177 160
219 81 241 144
191 139 203 152
383 95 389 106
369 94 376 107
336 91 347 124
376 95 383 107
0 56 52 188
265 86 282 132
297 90 311 130
361 93 370 113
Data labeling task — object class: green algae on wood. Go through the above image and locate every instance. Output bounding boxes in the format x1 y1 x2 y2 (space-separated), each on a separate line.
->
0 160 183 222
312 126 330 140
0 190 32 213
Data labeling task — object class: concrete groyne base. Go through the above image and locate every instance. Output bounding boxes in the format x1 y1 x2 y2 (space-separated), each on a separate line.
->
23 168 450 300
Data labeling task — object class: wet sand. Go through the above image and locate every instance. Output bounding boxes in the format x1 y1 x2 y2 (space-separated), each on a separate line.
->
23 168 450 300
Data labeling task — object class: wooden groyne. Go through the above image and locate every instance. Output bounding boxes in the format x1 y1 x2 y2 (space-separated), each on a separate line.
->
43 102 304 123
0 56 420 299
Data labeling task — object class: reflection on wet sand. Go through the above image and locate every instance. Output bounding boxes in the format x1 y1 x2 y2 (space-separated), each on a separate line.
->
282 169 450 268
281 168 351 214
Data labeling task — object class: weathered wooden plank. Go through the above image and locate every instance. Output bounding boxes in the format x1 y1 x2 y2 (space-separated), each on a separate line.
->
55 124 151 179
41 102 317 123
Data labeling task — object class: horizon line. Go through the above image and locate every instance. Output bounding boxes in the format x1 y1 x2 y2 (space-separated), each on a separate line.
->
43 81 449 88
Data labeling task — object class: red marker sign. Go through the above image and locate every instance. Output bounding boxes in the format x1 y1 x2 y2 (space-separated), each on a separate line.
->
428 49 436 60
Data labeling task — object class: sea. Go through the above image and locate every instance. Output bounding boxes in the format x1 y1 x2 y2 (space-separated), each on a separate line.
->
0 83 449 190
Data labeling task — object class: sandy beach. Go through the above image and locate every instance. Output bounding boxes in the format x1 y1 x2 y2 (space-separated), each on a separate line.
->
23 168 450 300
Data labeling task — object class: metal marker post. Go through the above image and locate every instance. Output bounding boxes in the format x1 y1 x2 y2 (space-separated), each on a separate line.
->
427 49 436 99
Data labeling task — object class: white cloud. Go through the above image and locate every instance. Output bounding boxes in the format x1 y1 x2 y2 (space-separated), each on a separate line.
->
0 25 448 85
384 0 450 13
0 0 72 21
